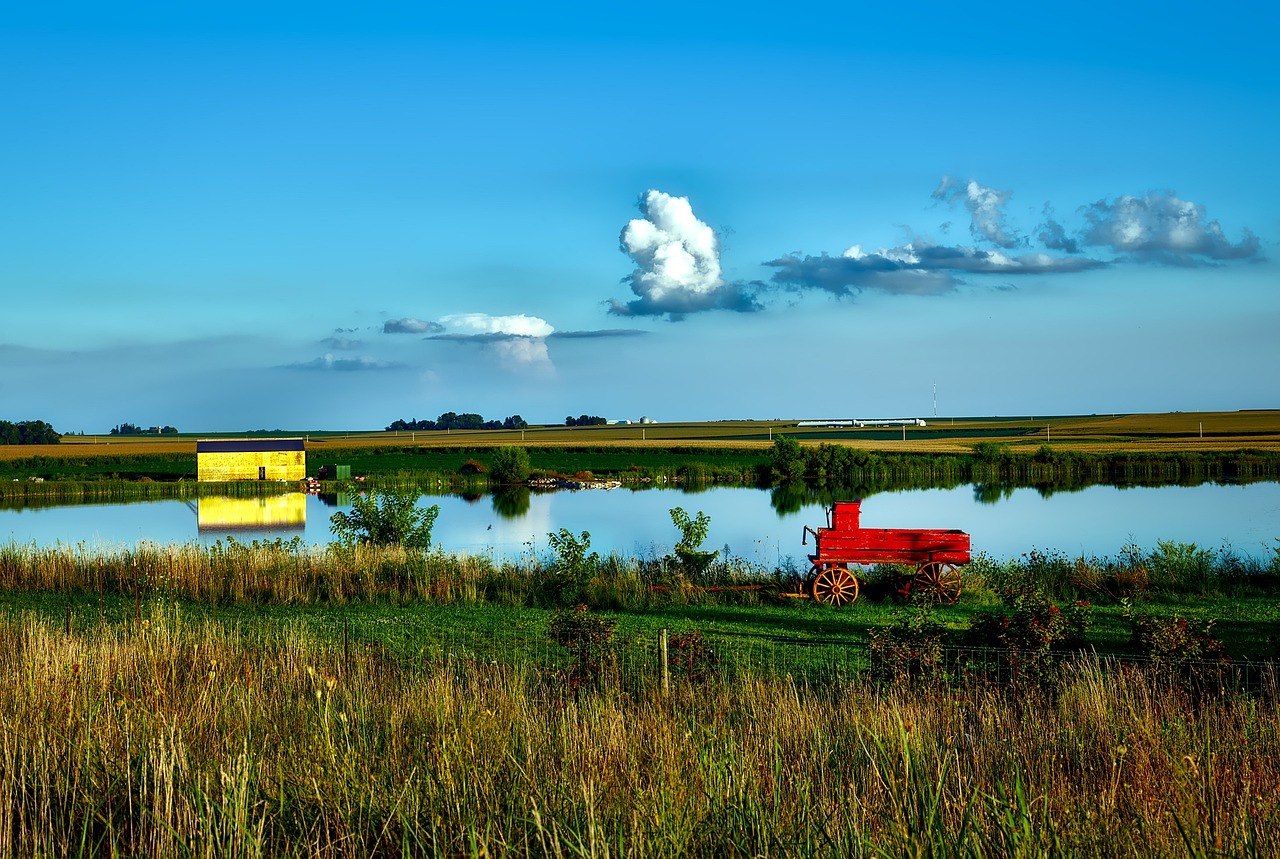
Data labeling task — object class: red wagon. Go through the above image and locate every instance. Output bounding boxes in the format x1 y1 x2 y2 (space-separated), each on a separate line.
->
801 500 971 606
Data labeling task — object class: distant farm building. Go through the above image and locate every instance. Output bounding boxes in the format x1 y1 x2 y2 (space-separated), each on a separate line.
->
196 438 306 482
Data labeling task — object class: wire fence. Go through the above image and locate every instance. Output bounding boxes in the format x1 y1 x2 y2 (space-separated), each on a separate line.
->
325 623 1279 697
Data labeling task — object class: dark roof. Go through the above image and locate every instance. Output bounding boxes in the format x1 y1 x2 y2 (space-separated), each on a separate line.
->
196 438 305 453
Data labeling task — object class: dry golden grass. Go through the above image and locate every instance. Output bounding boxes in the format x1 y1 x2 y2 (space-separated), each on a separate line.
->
0 608 1275 858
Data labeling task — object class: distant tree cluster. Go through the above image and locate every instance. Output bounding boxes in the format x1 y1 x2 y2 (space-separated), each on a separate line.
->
109 423 178 436
0 420 61 445
565 415 607 427
386 412 528 432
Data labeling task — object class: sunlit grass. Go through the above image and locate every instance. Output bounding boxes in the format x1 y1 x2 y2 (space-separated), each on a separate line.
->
0 607 1275 857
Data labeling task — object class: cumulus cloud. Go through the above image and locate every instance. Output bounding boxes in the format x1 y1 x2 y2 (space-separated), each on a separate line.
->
933 177 1021 248
1080 191 1260 263
612 189 759 319
1037 204 1081 254
384 317 444 334
767 238 1103 297
438 313 554 338
765 180 1259 300
426 313 556 371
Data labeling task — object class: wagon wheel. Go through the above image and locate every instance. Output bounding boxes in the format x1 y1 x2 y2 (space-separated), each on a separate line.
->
913 562 962 605
809 565 859 607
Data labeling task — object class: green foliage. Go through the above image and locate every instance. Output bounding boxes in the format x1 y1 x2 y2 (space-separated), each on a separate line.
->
770 435 806 483
667 506 718 578
966 586 1094 686
548 604 617 689
1145 540 1218 594
329 487 440 549
667 629 719 682
387 412 526 431
543 528 600 606
869 604 948 684
0 420 61 445
971 441 1012 462
489 446 531 484
108 422 175 436
1122 599 1230 682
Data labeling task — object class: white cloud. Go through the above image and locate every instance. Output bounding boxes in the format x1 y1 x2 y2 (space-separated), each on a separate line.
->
933 177 1021 248
430 313 556 371
439 313 555 338
1081 191 1260 261
612 189 758 318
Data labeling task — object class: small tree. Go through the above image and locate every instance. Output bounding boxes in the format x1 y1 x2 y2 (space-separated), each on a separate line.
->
329 487 440 549
668 507 718 578
544 529 600 605
490 446 531 484
770 435 806 483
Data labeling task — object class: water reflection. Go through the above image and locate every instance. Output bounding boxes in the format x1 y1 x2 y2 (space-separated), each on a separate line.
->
491 487 531 519
196 494 306 533
2 482 1277 563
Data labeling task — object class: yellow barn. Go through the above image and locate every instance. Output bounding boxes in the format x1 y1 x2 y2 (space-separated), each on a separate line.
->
196 438 306 482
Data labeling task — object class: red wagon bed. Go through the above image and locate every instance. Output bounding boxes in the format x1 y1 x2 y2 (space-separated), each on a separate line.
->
801 500 971 606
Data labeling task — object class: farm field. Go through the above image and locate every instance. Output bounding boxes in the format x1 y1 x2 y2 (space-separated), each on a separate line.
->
11 408 1280 461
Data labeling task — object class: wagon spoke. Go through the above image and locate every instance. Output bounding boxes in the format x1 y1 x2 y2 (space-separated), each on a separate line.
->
913 562 962 605
810 565 859 607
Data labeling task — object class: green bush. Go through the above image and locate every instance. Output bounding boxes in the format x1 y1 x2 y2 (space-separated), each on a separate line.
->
542 528 600 606
489 446 531 484
548 604 617 690
329 487 439 549
667 506 718 579
869 605 948 684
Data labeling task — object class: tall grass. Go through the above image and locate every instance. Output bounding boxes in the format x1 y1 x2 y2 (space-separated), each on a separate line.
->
2 537 1274 614
0 609 1275 857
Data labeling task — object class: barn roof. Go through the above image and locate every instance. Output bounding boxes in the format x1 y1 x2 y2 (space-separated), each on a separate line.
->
196 438 305 453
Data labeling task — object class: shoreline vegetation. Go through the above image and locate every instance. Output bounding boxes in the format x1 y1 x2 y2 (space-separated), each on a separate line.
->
3 444 1280 506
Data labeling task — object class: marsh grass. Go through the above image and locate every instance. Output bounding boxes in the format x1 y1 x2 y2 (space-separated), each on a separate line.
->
0 609 1276 857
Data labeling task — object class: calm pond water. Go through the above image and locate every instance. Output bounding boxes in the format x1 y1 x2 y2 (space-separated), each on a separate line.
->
3 482 1278 566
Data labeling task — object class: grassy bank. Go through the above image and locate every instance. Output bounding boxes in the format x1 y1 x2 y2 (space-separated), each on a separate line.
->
1 539 1277 659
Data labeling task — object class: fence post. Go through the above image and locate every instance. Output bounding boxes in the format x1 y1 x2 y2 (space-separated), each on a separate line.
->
660 628 670 694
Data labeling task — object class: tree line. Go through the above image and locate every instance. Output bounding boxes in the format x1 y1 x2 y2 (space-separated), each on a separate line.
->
109 423 178 436
387 412 529 432
0 420 61 445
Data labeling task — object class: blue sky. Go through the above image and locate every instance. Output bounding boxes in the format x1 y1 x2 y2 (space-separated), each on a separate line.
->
3 2 1277 432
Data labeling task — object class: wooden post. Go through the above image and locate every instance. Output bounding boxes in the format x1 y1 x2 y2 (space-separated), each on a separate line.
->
343 619 350 674
660 628 670 694
65 603 71 635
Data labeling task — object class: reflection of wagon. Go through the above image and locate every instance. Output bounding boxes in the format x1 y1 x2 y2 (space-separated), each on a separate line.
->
800 500 971 607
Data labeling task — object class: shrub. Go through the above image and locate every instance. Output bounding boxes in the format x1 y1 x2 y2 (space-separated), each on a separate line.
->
489 446 531 484
329 487 439 549
770 435 806 483
542 529 600 606
966 586 1093 686
667 629 718 682
458 459 488 475
667 507 718 579
1122 599 1230 683
548 604 617 690
869 605 948 684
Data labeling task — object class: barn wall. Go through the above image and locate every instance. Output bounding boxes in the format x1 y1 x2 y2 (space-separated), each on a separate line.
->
197 450 306 481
